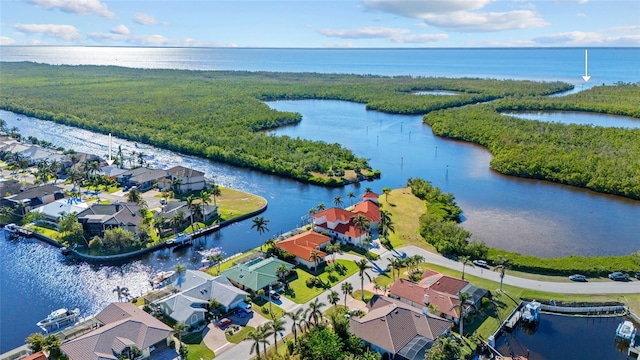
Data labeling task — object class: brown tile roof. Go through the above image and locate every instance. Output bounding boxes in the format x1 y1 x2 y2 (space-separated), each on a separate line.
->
167 166 204 178
353 200 380 223
350 295 451 355
420 272 468 296
61 303 172 360
389 279 461 319
362 192 379 199
23 352 47 360
274 230 329 262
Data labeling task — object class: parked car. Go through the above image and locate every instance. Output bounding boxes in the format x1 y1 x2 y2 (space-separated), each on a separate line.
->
635 272 640 280
237 308 252 318
569 274 587 282
270 290 281 300
472 260 488 268
608 272 629 281
217 317 232 327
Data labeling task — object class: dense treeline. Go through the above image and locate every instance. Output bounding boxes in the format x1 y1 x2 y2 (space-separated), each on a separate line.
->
408 178 488 259
425 84 640 199
0 62 570 186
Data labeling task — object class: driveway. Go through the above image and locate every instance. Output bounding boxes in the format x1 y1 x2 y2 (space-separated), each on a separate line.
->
202 323 231 355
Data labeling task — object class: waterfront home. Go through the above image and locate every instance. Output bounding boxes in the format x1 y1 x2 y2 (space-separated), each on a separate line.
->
388 270 488 323
166 166 206 194
98 165 127 178
352 198 381 230
76 202 143 237
221 255 294 293
60 302 174 360
2 185 65 216
0 179 22 198
31 198 89 222
349 295 452 360
156 200 218 231
60 152 103 171
312 207 368 246
155 270 248 329
18 146 65 166
273 230 330 270
116 168 168 191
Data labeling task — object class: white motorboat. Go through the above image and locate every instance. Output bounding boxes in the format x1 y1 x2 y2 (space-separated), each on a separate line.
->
4 223 19 234
166 232 192 246
151 270 175 288
616 320 637 341
521 300 541 323
37 308 80 331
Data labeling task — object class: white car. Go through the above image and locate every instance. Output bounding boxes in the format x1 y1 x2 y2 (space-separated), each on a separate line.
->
473 260 488 268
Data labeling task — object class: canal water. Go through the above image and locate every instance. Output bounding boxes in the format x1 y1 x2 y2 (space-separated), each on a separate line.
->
496 314 632 360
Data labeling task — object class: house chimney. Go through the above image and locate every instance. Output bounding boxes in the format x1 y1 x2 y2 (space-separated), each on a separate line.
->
424 295 429 305
115 201 120 212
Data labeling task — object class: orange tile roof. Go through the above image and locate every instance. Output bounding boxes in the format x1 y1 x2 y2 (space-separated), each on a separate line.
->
313 207 354 223
389 278 461 319
24 352 47 360
363 192 379 199
274 230 329 262
353 200 380 222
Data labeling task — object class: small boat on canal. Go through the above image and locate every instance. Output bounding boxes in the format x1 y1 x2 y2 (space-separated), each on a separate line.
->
151 270 175 288
615 320 637 341
521 300 541 323
36 308 80 332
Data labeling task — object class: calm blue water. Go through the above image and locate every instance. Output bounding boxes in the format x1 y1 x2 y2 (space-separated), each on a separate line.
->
0 47 639 352
506 111 640 129
496 314 631 360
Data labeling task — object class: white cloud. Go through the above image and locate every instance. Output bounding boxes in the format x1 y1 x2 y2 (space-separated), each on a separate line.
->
553 0 588 3
533 31 603 45
609 25 640 32
27 0 114 18
14 23 82 41
392 33 448 43
363 0 547 32
110 25 130 35
321 27 410 39
1 36 17 45
323 41 355 48
133 13 167 26
88 32 126 42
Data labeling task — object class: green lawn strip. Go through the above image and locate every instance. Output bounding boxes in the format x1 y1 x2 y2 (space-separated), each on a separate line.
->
226 325 255 343
182 332 215 360
215 186 267 221
28 225 62 241
351 290 375 303
284 259 359 304
251 298 285 320
324 305 349 318
378 188 436 251
184 223 206 234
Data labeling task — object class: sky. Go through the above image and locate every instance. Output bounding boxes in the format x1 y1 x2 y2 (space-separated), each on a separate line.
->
1 0 639 48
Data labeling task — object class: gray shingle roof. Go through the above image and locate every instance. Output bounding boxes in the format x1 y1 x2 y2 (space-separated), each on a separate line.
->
61 303 172 360
167 166 205 178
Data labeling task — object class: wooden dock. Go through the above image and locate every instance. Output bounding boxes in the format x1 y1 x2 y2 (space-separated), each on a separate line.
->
505 310 522 330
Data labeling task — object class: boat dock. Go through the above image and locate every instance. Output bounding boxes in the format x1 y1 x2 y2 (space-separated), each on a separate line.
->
505 310 522 330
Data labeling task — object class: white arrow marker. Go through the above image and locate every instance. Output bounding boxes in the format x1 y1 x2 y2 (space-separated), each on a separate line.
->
106 133 114 166
582 49 591 82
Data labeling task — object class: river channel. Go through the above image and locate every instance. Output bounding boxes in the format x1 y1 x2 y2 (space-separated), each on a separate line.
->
1 103 640 352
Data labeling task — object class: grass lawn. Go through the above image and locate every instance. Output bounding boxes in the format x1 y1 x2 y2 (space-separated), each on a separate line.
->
226 325 255 343
29 225 61 241
378 188 436 251
252 298 285 320
285 259 359 304
182 332 215 360
351 290 375 303
216 186 267 220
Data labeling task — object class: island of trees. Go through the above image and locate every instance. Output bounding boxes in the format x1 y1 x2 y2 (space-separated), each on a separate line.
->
1 62 570 186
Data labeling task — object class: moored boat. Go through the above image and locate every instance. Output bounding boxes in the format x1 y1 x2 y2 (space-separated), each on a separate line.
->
521 300 541 323
616 320 637 341
4 223 19 234
37 308 80 331
151 270 175 288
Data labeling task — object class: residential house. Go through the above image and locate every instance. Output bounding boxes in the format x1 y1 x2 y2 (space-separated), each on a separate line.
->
116 168 168 191
60 302 174 360
349 295 452 360
273 230 330 270
388 270 489 323
2 185 65 216
166 166 206 194
352 198 381 230
18 146 65 166
221 256 294 294
32 198 89 222
362 191 380 204
312 207 367 246
156 200 218 231
0 179 22 198
76 202 143 237
23 352 47 360
155 270 248 328
99 165 127 178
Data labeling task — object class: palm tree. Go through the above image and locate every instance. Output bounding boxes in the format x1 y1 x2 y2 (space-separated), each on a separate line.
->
364 187 372 194
316 202 325 211
112 285 129 302
199 190 211 220
126 188 146 207
354 259 372 301
251 217 270 243
170 177 182 194
186 195 196 228
410 254 424 272
287 308 305 344
246 330 263 360
276 264 289 284
450 292 474 337
379 209 395 238
382 187 391 202
494 255 511 292
353 214 370 244
209 253 224 274
170 211 185 234
270 317 286 354
210 184 221 206
309 251 322 275
327 290 340 307
333 195 343 208
173 322 185 343
136 152 146 167
257 324 272 356
341 282 353 307
307 298 326 326
347 191 355 206
459 255 473 281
